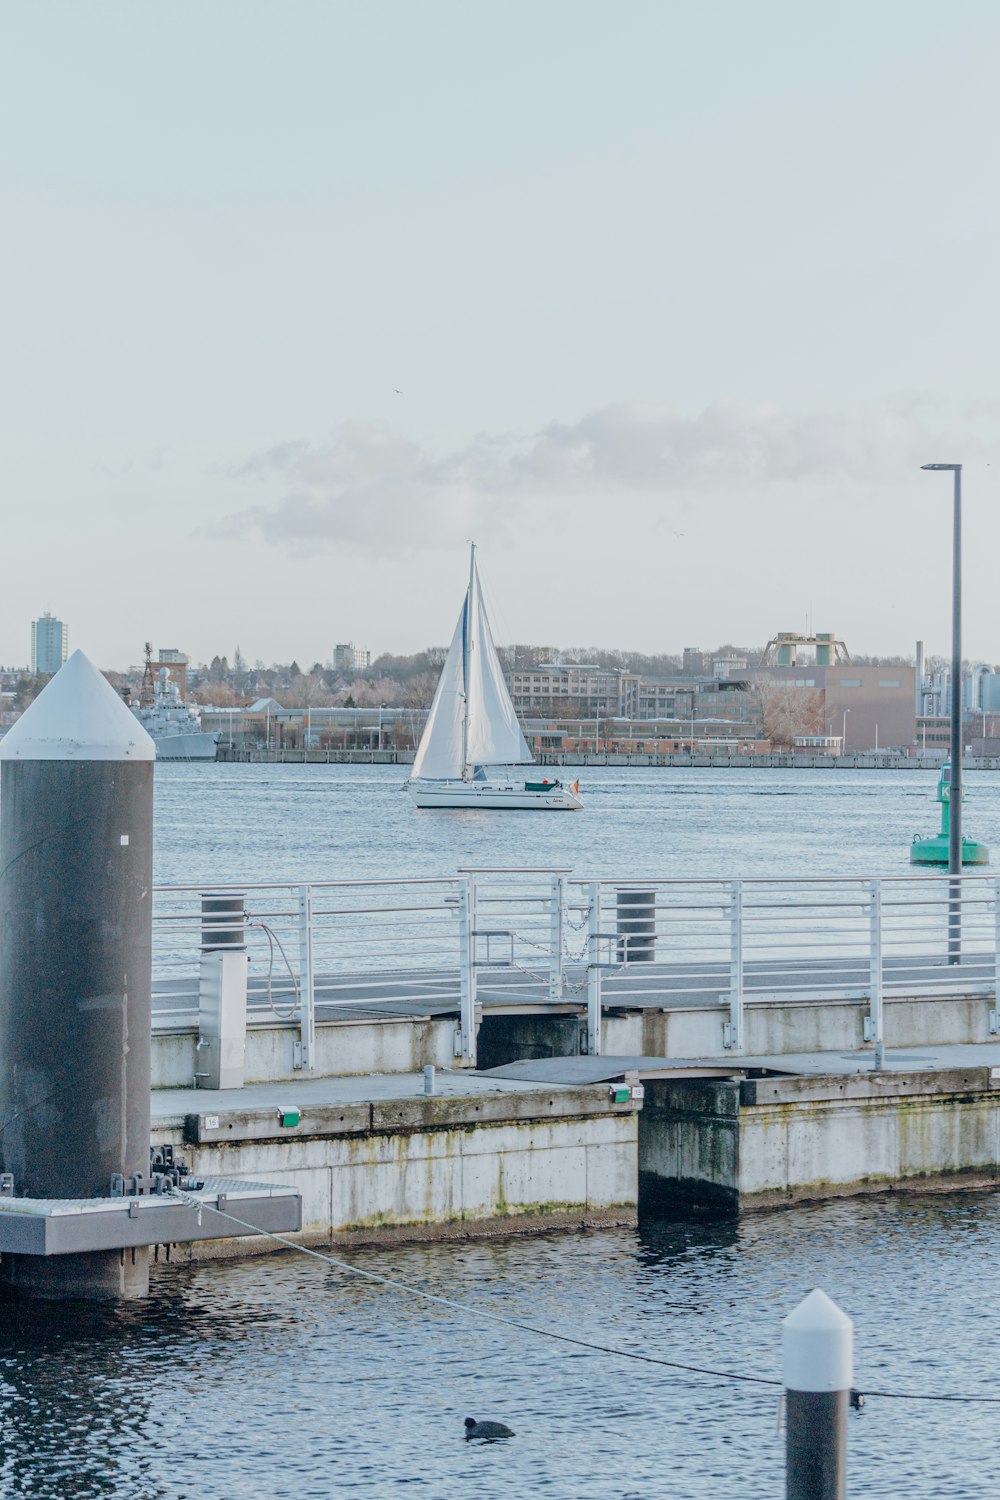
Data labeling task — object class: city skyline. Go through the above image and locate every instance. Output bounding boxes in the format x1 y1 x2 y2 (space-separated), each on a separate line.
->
0 626 972 678
2 3 999 665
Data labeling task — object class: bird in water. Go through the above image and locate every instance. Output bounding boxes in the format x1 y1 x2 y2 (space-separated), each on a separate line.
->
464 1417 515 1440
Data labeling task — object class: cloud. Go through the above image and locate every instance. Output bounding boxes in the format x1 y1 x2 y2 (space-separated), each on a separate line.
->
218 424 499 555
213 399 994 556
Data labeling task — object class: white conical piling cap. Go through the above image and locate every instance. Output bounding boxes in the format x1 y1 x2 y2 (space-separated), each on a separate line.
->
0 650 155 762
782 1288 853 1393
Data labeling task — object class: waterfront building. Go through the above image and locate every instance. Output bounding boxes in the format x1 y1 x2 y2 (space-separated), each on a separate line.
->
509 662 641 717
712 654 747 679
333 642 371 673
751 662 916 752
30 613 68 675
520 716 770 757
157 648 189 700
913 640 1000 756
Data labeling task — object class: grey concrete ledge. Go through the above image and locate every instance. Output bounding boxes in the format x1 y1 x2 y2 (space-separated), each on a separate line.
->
158 1071 641 1145
741 1067 1000 1106
181 1087 638 1145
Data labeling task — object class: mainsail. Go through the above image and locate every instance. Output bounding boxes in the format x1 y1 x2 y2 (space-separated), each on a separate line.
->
410 548 532 780
410 605 466 779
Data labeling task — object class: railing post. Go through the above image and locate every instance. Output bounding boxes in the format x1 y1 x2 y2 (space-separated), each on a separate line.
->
724 878 744 1050
948 863 962 968
868 878 883 1065
296 883 316 1071
991 877 1000 1034
458 875 478 1066
549 874 565 1005
586 880 603 1056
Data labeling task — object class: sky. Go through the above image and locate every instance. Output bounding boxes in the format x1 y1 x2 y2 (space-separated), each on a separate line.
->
2 0 999 670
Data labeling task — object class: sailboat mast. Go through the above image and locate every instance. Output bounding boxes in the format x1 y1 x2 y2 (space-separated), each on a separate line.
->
462 542 475 780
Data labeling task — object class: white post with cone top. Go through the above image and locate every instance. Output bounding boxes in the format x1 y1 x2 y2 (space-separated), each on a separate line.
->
0 651 155 1298
783 1289 853 1499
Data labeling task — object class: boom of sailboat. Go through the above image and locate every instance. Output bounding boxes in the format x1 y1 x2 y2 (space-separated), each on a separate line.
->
406 546 583 810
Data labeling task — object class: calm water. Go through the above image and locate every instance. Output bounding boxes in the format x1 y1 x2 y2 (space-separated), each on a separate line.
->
152 761 1000 885
2 1197 999 1498
5 766 1000 1497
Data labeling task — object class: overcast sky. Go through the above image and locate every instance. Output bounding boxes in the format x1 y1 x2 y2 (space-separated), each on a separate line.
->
2 1 999 670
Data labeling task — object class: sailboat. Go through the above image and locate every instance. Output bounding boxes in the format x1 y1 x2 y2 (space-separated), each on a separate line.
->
406 546 583 810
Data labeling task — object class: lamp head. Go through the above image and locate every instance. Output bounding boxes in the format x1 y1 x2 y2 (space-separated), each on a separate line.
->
921 463 962 471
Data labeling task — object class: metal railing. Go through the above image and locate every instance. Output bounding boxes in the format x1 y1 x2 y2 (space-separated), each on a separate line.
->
576 873 999 1056
152 870 1000 1068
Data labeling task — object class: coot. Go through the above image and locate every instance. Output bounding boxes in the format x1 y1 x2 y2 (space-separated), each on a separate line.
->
464 1417 515 1440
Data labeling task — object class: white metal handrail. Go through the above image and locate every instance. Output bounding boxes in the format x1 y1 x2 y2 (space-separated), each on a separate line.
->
151 870 1000 1068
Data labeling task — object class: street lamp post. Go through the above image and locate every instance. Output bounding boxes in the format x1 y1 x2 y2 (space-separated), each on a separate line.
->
922 462 963 963
842 707 850 753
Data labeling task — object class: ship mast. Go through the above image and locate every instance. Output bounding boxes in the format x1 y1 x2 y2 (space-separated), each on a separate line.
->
139 642 156 708
462 543 475 780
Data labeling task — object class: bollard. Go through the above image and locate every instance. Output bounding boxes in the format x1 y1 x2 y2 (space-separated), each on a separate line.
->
0 652 155 1298
423 1065 436 1096
616 889 656 963
783 1288 853 1500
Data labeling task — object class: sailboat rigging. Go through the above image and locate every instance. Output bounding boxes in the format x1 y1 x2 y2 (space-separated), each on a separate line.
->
406 546 583 811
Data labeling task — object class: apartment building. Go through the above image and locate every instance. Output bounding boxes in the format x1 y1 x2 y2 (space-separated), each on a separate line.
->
509 663 641 717
333 642 371 673
31 613 68 675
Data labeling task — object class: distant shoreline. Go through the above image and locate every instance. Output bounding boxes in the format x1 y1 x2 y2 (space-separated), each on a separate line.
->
211 747 1000 772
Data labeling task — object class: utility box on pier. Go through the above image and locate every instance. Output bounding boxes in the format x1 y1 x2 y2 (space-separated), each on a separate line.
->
198 951 249 1089
197 892 248 1089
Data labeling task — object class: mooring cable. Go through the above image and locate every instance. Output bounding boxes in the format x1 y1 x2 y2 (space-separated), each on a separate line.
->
167 1189 1000 1405
167 1188 779 1387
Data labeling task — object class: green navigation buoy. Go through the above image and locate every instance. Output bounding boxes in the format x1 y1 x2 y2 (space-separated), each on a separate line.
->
911 761 989 864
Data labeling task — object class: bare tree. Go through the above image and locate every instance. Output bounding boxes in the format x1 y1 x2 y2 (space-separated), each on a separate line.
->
281 673 339 709
756 684 825 747
194 681 243 707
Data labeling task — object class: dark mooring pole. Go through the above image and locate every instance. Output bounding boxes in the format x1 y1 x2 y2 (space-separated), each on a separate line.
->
0 651 155 1298
922 462 963 963
783 1288 853 1500
948 465 963 964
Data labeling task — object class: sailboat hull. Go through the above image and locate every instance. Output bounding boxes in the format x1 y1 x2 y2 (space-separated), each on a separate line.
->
407 779 583 811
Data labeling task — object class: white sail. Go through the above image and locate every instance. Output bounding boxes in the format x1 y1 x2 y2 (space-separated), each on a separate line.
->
465 561 532 768
410 603 467 779
410 548 532 780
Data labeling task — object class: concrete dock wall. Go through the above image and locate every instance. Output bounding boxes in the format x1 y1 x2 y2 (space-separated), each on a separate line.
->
152 1086 639 1260
152 994 1000 1089
154 1016 460 1088
603 992 997 1062
640 1068 1000 1212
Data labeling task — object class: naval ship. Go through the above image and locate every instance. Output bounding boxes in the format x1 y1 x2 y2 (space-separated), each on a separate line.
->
126 645 219 761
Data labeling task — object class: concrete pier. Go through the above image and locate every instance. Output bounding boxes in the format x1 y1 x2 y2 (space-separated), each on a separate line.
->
124 1041 1000 1270
149 1070 641 1259
637 1049 1000 1213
